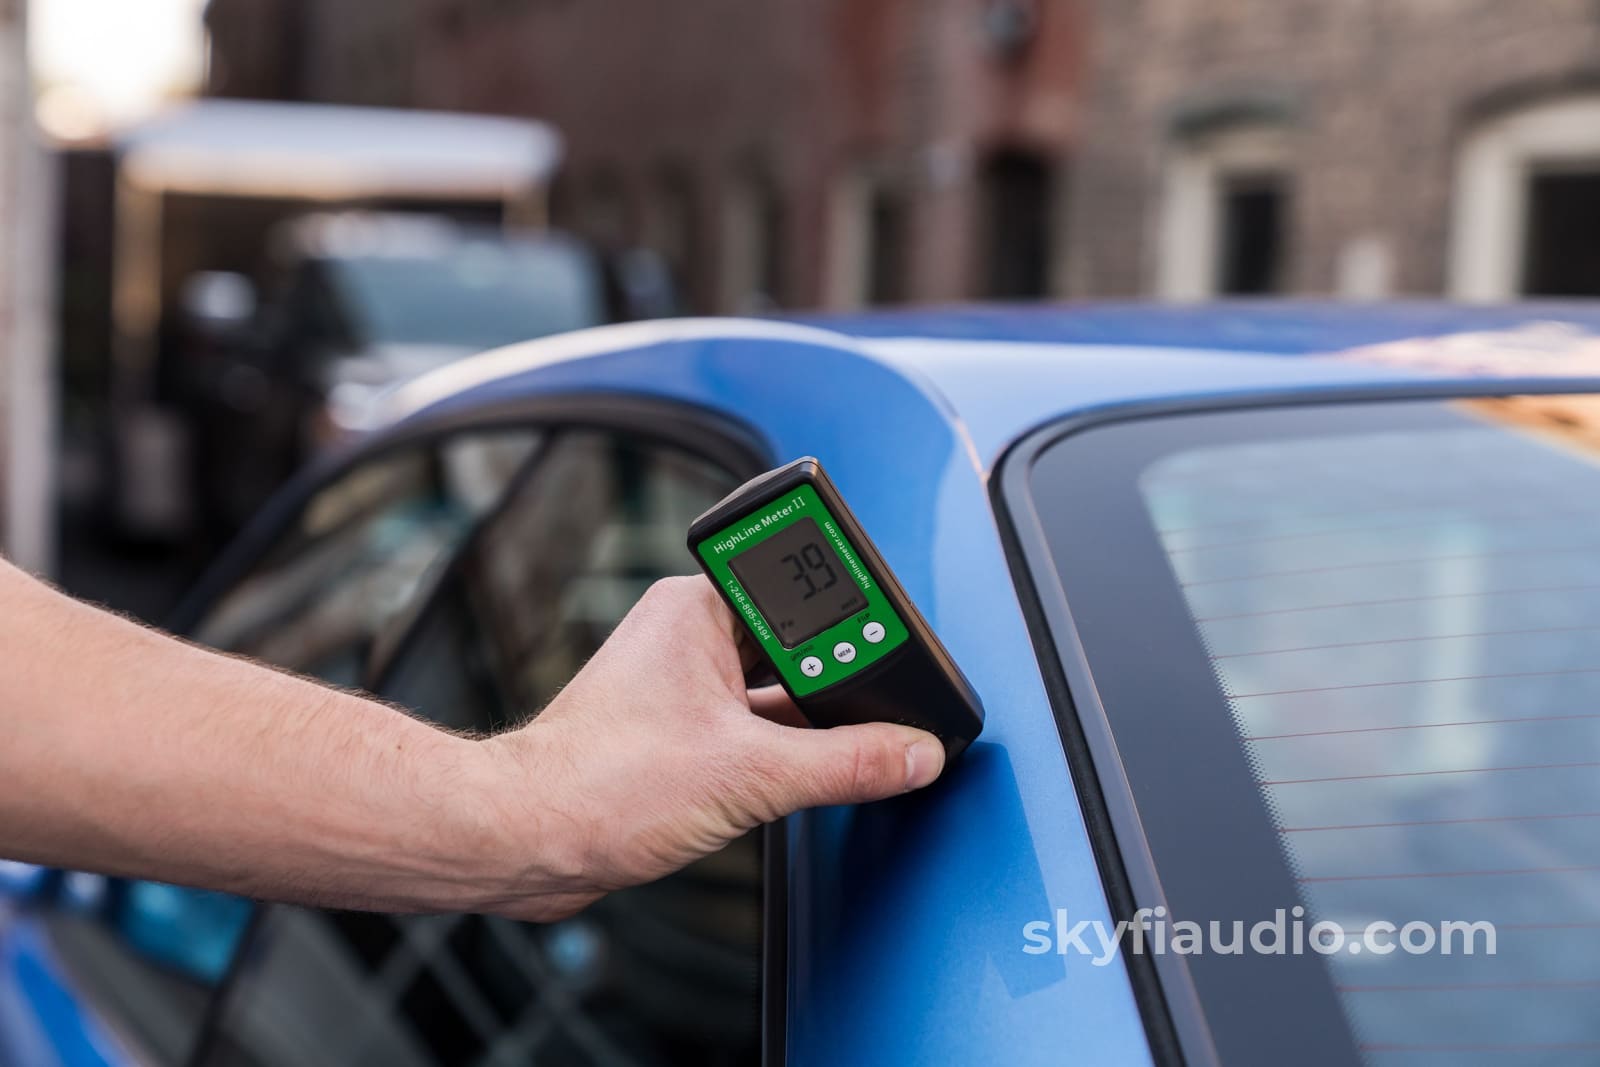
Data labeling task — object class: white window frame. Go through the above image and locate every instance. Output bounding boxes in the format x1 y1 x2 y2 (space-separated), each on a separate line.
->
1450 94 1600 301
1156 125 1292 301
823 166 873 311
719 170 784 315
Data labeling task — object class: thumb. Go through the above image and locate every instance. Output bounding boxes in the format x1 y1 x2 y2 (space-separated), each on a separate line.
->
749 722 946 815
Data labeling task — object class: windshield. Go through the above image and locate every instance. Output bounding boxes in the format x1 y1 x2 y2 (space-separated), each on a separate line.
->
1015 395 1600 1066
327 237 606 350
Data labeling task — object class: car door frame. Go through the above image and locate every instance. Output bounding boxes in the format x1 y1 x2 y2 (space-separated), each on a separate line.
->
170 389 791 1067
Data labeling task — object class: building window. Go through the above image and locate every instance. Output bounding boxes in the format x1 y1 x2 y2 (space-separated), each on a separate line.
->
979 149 1054 300
648 167 703 313
754 182 786 309
1452 94 1600 300
824 166 910 309
867 186 911 305
582 169 632 253
1217 172 1288 295
548 170 577 233
721 167 786 313
1158 125 1293 301
1522 168 1600 296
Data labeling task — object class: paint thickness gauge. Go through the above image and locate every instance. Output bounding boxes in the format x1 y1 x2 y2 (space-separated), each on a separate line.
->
689 457 984 759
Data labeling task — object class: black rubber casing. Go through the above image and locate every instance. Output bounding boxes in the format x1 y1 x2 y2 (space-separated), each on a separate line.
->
689 457 985 759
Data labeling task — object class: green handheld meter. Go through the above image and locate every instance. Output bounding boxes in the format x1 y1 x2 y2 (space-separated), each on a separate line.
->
689 457 985 759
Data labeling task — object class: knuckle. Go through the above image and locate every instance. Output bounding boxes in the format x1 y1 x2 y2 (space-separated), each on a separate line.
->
734 731 786 789
631 577 697 631
641 575 693 607
844 733 899 798
709 734 787 824
639 575 719 621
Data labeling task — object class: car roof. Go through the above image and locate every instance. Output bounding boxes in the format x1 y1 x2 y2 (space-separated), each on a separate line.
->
789 298 1600 351
389 302 1600 465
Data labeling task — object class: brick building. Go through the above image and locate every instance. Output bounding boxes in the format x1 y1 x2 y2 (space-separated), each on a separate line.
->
203 0 1085 314
1067 0 1600 302
201 0 307 102
204 0 1600 311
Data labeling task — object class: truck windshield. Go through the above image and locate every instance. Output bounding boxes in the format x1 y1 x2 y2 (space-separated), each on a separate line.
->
328 237 605 350
1012 395 1600 1066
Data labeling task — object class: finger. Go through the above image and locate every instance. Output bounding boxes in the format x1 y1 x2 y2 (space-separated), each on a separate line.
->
744 722 946 814
747 684 808 728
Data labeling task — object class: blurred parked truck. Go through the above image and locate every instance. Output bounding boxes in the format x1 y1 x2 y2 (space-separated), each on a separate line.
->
182 212 617 539
92 100 670 547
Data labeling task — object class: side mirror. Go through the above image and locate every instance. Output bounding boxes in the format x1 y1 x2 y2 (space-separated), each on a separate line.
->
180 271 258 342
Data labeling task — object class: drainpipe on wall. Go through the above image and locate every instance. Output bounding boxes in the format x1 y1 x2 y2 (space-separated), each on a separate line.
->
0 0 57 576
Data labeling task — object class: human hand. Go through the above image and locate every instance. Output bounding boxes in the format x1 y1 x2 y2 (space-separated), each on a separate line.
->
469 576 946 920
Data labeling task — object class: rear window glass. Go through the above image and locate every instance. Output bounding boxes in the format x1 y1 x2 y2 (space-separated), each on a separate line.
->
1015 395 1600 1066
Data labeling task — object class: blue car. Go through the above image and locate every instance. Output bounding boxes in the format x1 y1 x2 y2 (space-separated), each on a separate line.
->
8 303 1600 1065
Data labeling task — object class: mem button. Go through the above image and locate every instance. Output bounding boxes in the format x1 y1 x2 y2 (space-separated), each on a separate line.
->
800 656 825 678
833 642 857 664
862 621 886 644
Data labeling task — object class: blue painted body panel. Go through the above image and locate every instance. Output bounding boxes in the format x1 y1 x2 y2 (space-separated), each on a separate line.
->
380 302 1600 1067
394 326 1154 1064
0 864 52 902
21 302 1600 1064
384 307 1600 1065
0 913 127 1067
789 298 1600 352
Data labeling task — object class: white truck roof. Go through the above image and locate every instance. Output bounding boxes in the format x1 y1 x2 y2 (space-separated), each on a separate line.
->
113 99 563 200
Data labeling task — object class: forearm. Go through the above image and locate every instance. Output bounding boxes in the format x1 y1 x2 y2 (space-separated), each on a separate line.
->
0 561 522 912
1 568 941 923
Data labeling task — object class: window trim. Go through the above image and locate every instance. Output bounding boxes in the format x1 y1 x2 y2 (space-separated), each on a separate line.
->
992 377 1600 1067
1157 124 1293 301
175 390 783 1067
1450 93 1600 301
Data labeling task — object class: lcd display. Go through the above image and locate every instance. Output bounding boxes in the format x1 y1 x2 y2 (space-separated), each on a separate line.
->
729 517 866 647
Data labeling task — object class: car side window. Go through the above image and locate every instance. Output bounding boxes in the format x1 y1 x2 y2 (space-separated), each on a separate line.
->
194 427 766 1067
442 428 738 714
65 430 543 1067
196 430 539 687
